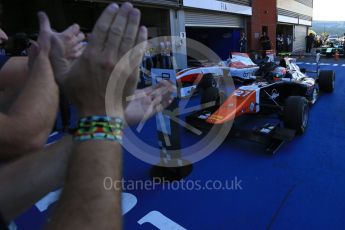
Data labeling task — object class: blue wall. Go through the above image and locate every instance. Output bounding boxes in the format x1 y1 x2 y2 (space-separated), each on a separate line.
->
186 27 242 60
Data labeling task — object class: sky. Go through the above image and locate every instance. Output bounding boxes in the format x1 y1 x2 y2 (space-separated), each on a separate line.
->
313 0 345 21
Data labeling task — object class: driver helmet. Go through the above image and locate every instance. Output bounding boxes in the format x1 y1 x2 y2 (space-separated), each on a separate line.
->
272 66 287 81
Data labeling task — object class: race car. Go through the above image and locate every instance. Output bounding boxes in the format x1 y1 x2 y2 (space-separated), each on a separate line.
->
320 44 344 57
176 66 229 98
176 53 259 97
185 57 335 153
224 53 260 83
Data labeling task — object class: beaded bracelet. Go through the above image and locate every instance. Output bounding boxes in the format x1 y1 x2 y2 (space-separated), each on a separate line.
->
73 116 124 143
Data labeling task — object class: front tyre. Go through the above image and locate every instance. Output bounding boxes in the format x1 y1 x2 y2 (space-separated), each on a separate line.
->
283 96 309 134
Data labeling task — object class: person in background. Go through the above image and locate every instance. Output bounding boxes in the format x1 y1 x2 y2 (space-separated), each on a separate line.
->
314 35 322 48
260 32 271 50
276 34 283 54
287 35 293 52
160 36 172 69
5 33 30 56
305 33 314 53
239 32 247 53
259 32 271 58
139 39 155 88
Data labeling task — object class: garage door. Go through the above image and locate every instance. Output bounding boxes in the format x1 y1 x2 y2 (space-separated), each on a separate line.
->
185 11 244 28
78 0 179 7
293 25 307 51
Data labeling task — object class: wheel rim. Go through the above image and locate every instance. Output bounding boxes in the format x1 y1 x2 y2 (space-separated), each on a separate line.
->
302 104 309 128
312 88 318 103
332 76 335 89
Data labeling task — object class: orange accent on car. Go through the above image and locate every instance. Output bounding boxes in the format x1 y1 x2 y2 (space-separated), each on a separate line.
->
206 89 257 124
230 62 254 69
177 67 198 76
176 73 203 84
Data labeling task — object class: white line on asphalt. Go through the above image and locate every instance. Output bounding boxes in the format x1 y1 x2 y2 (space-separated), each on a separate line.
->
295 62 345 67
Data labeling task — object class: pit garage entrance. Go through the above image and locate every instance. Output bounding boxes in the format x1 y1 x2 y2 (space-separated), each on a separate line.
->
184 10 246 64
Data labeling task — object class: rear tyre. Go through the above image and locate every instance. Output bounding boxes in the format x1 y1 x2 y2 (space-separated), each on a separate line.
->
283 96 309 134
319 70 335 92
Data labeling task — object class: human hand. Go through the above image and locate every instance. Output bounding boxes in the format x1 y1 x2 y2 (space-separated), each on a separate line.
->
125 80 175 125
63 3 147 118
28 13 54 79
28 13 51 58
27 16 85 80
50 24 85 85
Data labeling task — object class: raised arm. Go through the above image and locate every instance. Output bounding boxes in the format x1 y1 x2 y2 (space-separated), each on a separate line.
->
0 14 85 159
0 13 58 159
47 3 147 229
